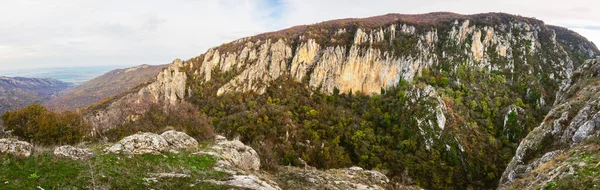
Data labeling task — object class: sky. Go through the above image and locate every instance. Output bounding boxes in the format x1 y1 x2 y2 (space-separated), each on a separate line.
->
0 0 599 71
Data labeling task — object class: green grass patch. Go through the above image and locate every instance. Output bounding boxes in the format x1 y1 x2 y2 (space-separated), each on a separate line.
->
0 151 230 189
545 153 600 189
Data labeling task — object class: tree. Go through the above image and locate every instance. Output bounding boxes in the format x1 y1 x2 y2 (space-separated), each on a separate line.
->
470 100 479 110
439 77 449 87
333 87 340 96
515 98 527 108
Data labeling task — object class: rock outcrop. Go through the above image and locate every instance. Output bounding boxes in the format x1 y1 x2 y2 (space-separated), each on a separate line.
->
106 130 198 155
138 59 187 105
499 59 600 188
188 13 593 98
160 130 199 151
53 145 94 160
107 132 170 155
197 135 261 171
196 135 280 190
0 138 32 157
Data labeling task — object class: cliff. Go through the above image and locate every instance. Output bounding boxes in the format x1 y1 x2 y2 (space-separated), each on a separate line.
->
192 13 591 97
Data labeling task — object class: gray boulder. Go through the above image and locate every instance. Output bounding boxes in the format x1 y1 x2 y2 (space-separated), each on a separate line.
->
160 130 198 151
201 135 261 171
196 135 280 189
107 132 170 155
0 138 32 157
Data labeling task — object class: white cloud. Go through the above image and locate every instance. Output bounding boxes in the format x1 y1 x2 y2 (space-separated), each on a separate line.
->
0 0 598 71
0 0 273 71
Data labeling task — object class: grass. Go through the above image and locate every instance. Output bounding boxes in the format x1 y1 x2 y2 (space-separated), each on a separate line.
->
538 144 600 190
0 150 231 189
548 153 600 190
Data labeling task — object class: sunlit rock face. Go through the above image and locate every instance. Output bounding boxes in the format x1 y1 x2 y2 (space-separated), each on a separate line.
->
189 15 593 98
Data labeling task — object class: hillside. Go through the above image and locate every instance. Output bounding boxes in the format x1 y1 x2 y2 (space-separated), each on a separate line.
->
0 77 70 124
81 12 598 189
44 64 167 111
499 59 600 189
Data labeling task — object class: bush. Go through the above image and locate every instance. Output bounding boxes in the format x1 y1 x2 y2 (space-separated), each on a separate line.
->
439 77 449 87
1 104 89 145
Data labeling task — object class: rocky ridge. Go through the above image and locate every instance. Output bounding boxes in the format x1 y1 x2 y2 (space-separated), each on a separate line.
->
499 59 600 189
44 64 166 111
197 17 576 96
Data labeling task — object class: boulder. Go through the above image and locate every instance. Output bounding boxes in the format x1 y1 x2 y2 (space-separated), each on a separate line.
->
0 138 32 157
160 130 198 150
210 135 261 171
54 145 94 160
572 116 599 143
107 132 169 155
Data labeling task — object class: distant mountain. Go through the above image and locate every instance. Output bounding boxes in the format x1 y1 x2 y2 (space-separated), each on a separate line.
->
44 64 167 111
0 76 71 122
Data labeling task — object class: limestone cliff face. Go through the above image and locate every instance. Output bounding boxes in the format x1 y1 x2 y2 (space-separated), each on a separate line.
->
138 59 187 105
499 59 600 189
186 14 590 101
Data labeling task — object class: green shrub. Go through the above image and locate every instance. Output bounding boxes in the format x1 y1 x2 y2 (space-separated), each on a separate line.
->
1 104 88 145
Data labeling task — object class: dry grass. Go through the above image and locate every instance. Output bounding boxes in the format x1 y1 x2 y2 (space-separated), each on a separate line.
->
533 152 568 174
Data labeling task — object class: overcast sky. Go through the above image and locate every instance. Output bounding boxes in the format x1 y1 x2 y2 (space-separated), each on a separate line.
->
0 0 598 71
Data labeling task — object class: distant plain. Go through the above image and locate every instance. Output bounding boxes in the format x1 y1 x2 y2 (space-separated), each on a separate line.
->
0 66 129 85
